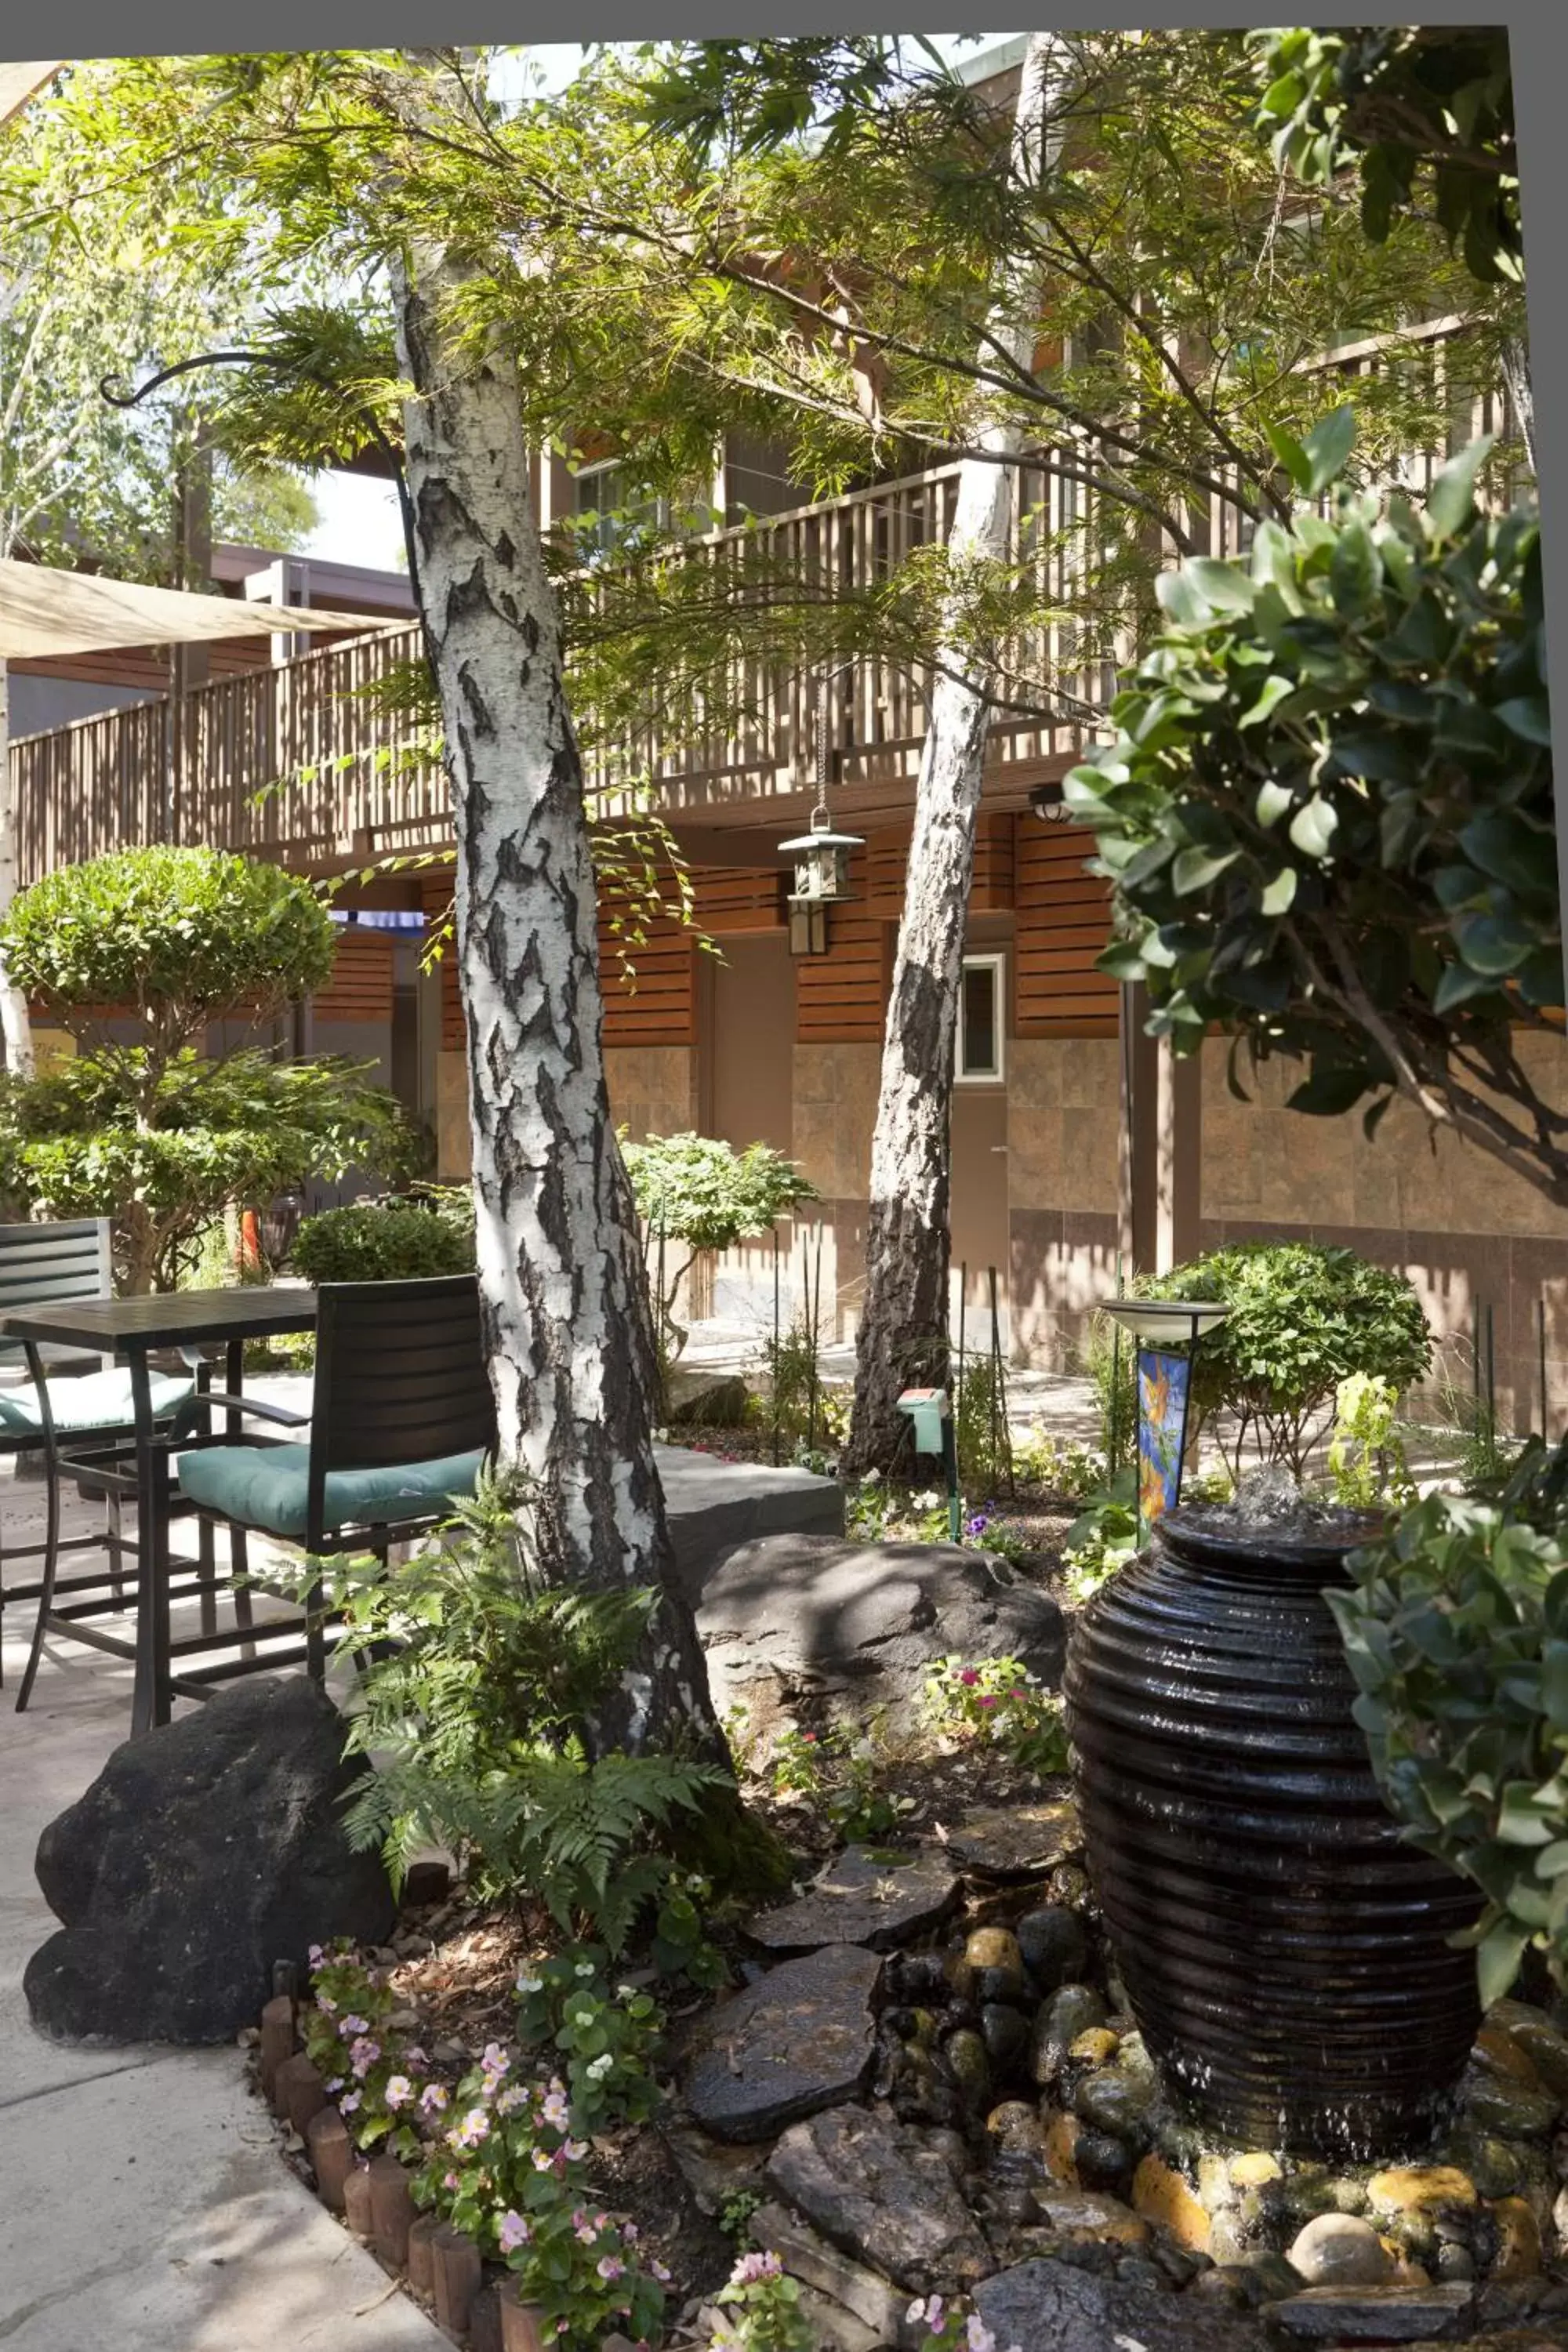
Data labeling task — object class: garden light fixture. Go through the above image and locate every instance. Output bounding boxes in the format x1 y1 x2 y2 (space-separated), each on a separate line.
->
1098 1297 1229 1536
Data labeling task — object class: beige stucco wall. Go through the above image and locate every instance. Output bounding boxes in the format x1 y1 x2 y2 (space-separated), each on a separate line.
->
606 1045 699 1145
791 1044 880 1200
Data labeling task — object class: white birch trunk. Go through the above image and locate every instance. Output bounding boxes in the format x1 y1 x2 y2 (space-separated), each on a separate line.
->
1501 334 1536 480
0 662 34 1079
844 32 1065 1472
383 64 721 1759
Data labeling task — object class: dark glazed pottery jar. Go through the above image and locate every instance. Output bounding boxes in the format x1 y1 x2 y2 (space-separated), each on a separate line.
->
1063 1505 1483 2159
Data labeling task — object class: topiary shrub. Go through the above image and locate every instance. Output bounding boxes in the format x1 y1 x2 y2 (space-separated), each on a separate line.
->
1147 1240 1432 1479
292 1198 476 1286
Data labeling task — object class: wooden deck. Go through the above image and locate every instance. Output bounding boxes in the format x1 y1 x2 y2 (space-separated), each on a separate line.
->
8 323 1518 884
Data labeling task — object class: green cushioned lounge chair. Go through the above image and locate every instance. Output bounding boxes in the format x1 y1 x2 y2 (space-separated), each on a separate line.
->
169 1272 494 1703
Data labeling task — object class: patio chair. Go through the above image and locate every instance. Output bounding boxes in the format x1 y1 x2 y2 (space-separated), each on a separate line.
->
169 1273 494 1707
0 1216 212 1711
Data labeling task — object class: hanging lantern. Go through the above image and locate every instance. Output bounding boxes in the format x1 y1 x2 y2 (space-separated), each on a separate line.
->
779 801 864 908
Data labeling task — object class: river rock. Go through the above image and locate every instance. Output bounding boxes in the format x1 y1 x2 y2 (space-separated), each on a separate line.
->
974 2256 1258 2352
764 2102 989 2292
1287 2214 1397 2288
1368 2168 1481 2223
1499 2015 1568 2100
1073 2131 1134 2193
1030 1984 1109 2085
1463 2078 1562 2139
944 1798 1081 1879
981 2003 1031 2072
1017 1904 1088 1991
1030 2185 1149 2248
684 1944 883 2141
1265 2282 1477 2342
1133 2153 1214 2252
698 1535 1064 1729
746 1846 958 1955
1073 2068 1155 2140
24 1676 394 2043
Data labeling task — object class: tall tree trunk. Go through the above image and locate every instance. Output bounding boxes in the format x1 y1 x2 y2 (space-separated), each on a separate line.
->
0 662 34 1078
1501 333 1536 479
384 74 725 1769
844 32 1064 1474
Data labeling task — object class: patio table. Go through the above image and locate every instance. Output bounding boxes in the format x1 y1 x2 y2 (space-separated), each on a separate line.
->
0 1287 318 1735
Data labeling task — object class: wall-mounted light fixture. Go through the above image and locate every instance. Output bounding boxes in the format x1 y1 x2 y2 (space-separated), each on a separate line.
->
1029 779 1073 825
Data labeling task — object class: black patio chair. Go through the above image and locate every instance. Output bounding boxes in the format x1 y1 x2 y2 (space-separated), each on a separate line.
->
0 1216 226 1711
168 1272 494 1711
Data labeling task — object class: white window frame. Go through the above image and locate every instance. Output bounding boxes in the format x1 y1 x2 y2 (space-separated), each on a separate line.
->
955 952 1007 1084
572 456 670 556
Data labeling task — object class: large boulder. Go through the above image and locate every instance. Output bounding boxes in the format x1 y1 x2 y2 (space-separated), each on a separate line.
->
25 1675 395 2045
696 1533 1065 1738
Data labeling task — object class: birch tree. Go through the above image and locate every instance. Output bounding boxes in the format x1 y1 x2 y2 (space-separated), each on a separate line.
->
842 34 1065 1469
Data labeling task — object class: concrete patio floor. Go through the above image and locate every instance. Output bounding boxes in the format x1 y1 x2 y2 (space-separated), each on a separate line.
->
0 1442 446 2352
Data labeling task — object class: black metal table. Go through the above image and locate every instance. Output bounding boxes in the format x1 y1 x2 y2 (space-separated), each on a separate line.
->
0 1287 318 1735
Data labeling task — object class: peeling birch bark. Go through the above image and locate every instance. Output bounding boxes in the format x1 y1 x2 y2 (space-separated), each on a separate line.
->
844 33 1065 1473
383 61 721 1758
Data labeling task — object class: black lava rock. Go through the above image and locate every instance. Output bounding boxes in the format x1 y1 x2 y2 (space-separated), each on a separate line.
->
24 1675 395 2045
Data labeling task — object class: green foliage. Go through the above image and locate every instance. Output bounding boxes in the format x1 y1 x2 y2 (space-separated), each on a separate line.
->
955 1352 1013 1493
1080 1312 1140 1476
1 847 336 1051
514 1946 665 2136
291 1199 475 1285
922 1656 1069 1777
1012 1426 1108 1502
1331 1488 1568 2001
1062 1469 1141 1606
710 2249 816 2352
1251 27 1521 285
751 1316 830 1446
622 1131 815 1255
768 1718 914 1844
1145 1242 1432 1479
0 1048 411 1294
1065 437 1561 1204
1327 1371 1415 1510
332 1476 730 1947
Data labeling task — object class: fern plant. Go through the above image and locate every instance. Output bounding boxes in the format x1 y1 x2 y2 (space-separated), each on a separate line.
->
326 1472 731 1946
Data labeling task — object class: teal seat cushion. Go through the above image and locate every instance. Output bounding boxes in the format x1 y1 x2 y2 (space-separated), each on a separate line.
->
176 1441 485 1541
0 1367 192 1437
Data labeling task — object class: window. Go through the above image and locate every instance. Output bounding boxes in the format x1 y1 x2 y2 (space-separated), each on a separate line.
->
572 459 670 560
956 953 1005 1083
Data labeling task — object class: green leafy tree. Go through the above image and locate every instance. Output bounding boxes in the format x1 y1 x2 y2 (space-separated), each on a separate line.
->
1250 26 1531 467
1062 428 1560 1208
0 847 411 1288
622 1128 815 1361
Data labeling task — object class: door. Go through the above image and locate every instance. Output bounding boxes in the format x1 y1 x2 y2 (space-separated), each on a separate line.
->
949 949 1011 1348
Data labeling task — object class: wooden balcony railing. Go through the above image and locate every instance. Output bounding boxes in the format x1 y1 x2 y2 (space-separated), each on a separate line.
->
8 321 1519 885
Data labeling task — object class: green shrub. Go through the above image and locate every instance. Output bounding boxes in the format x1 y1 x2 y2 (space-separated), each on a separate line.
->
1148 1241 1431 1479
292 1199 476 1285
1331 1479 1568 2002
955 1352 1012 1492
623 1129 816 1360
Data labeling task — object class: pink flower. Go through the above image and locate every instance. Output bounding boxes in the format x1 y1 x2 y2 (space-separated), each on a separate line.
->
443 2169 460 2191
958 1669 979 1688
498 2211 531 2254
977 1693 998 1709
597 2256 626 2281
731 2251 782 2285
540 2088 571 2132
420 2083 449 2115
349 2036 380 2076
449 2107 489 2151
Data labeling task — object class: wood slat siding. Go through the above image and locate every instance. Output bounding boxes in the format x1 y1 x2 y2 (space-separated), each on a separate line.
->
600 913 696 1046
795 859 891 1043
314 931 394 1025
695 867 786 933
862 813 1014 920
1014 818 1119 1038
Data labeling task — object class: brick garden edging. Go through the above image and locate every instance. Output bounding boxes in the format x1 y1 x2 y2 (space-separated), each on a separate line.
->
253 1971 641 2352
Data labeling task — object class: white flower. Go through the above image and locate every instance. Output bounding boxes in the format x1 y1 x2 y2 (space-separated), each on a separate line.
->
516 1973 544 1996
585 2053 615 2080
574 1960 597 1979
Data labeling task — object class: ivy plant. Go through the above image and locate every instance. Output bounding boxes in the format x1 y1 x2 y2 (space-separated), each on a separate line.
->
1064 423 1561 1208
